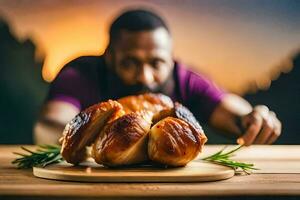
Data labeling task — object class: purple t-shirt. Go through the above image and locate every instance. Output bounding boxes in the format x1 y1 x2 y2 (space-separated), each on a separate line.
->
47 56 225 122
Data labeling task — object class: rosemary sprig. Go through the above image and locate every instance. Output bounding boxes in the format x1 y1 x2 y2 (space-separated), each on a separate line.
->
12 144 63 169
12 144 257 174
202 145 258 174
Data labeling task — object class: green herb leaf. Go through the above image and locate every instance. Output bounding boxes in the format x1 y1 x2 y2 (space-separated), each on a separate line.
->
202 145 258 174
12 145 63 169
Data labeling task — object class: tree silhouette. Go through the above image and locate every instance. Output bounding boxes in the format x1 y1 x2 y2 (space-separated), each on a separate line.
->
0 18 48 144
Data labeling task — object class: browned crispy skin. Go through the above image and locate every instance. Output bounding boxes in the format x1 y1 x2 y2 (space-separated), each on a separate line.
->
148 117 207 167
153 102 204 132
172 102 204 133
118 93 173 115
61 94 207 167
92 112 151 167
61 100 124 164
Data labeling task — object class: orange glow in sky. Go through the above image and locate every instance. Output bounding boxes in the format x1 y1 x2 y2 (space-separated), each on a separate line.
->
0 1 299 93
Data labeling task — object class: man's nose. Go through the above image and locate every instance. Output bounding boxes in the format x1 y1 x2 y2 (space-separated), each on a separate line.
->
137 64 154 85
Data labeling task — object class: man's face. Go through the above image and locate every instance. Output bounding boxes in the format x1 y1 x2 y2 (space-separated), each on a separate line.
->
107 27 174 93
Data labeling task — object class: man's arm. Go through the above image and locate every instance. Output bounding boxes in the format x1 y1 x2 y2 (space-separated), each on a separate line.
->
34 57 96 144
209 93 282 146
34 101 79 144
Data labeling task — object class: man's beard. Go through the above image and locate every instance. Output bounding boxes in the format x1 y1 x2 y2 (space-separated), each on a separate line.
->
124 72 174 96
125 83 160 95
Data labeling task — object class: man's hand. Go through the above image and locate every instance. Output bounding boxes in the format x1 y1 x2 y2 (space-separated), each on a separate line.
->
237 105 282 146
210 94 282 146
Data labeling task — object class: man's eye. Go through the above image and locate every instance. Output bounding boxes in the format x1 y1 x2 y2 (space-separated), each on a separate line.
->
121 59 138 69
151 59 163 69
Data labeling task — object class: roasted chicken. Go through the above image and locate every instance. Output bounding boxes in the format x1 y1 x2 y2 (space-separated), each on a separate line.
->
93 112 152 167
61 93 207 167
60 100 124 164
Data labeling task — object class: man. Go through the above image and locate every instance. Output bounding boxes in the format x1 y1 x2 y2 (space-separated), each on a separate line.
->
34 9 281 146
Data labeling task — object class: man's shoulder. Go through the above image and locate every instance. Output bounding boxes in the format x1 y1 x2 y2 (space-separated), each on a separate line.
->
174 61 221 96
59 55 106 81
64 55 105 71
175 61 205 83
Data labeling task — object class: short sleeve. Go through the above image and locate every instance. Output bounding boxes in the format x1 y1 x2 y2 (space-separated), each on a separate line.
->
176 64 226 122
46 67 91 110
188 72 226 121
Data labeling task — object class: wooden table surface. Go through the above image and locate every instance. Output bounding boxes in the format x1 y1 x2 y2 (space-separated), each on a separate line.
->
1 145 300 200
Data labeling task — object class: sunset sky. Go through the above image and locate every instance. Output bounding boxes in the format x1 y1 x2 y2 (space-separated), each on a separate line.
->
0 0 299 93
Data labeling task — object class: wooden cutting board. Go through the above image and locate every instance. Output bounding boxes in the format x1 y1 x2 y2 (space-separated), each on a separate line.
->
33 160 234 182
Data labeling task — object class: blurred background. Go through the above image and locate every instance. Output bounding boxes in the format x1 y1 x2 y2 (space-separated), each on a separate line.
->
0 0 299 144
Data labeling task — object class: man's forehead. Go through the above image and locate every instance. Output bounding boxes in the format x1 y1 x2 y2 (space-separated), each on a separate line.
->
115 28 172 51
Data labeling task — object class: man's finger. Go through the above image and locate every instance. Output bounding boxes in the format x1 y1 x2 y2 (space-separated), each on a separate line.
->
254 117 274 144
266 131 279 144
254 105 269 118
238 111 263 146
267 112 282 144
